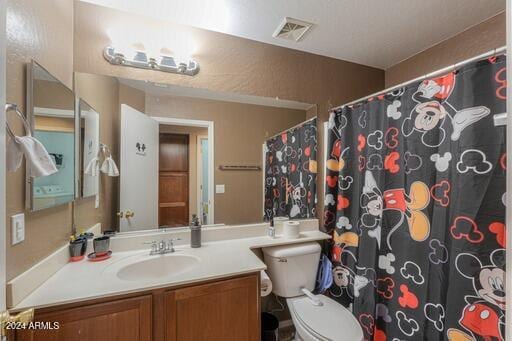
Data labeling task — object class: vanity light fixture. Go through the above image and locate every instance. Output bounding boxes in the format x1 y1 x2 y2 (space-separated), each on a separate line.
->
103 46 200 76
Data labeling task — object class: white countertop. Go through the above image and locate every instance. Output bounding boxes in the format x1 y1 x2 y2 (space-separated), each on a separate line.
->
14 230 330 311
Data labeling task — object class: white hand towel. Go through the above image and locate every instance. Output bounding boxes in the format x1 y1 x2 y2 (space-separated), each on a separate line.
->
84 156 100 176
15 135 58 177
7 134 23 172
101 156 119 177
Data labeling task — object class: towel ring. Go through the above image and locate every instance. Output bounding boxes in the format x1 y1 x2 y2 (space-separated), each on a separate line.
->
99 143 112 158
5 103 32 139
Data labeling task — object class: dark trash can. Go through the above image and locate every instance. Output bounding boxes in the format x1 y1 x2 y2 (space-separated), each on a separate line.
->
261 312 279 341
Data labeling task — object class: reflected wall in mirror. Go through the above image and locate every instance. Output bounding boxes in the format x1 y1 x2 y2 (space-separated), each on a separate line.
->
78 99 100 198
74 73 318 233
27 61 76 211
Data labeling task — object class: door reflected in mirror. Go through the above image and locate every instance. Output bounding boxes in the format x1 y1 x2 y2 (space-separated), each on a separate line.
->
28 61 76 211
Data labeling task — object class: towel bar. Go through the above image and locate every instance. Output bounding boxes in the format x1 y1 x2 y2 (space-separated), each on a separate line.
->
5 103 31 138
219 165 261 171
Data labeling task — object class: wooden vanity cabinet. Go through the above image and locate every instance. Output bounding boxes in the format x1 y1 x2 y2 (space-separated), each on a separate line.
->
15 295 152 341
164 275 259 341
13 273 260 341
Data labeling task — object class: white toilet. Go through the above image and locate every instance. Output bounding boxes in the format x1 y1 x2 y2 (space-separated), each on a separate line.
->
262 242 363 341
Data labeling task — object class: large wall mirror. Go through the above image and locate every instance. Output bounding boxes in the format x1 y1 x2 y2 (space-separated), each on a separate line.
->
27 61 76 211
74 73 318 233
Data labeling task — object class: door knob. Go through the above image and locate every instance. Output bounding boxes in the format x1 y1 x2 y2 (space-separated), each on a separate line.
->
117 211 124 218
125 210 135 218
0 308 34 336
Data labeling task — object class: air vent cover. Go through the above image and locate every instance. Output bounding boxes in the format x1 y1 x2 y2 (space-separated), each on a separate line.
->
273 17 314 42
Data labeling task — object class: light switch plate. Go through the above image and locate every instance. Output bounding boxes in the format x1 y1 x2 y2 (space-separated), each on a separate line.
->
11 213 25 245
215 184 225 194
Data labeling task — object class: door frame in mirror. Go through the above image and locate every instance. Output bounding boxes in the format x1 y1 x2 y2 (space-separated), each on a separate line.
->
152 116 215 225
197 134 209 225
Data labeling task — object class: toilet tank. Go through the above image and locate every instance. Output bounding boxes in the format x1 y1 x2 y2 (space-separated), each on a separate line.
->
262 242 321 298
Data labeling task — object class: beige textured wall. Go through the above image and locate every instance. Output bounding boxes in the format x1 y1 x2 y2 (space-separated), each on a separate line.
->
33 80 75 111
385 13 506 87
6 0 74 280
74 2 383 109
146 95 307 225
74 1 385 227
119 83 145 113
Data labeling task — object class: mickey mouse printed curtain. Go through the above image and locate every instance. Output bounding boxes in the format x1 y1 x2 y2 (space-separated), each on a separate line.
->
264 118 318 221
324 55 506 340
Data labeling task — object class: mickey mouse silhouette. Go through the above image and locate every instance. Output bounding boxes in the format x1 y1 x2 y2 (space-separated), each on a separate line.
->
455 249 506 341
359 171 430 250
402 72 490 148
360 171 383 230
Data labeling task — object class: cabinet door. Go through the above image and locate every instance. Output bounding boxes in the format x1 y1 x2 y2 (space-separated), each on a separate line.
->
16 295 151 341
165 275 260 341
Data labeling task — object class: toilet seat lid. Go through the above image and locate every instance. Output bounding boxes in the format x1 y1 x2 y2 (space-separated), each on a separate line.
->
288 295 363 341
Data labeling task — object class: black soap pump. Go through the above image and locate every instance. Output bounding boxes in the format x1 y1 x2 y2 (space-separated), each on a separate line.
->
190 214 201 248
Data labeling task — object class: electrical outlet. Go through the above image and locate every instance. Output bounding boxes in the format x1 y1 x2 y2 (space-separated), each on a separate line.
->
215 184 225 194
11 213 25 245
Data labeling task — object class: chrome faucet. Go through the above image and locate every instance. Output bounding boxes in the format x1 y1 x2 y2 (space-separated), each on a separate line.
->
143 238 181 255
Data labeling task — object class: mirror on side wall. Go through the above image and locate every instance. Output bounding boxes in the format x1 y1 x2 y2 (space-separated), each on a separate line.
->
77 99 100 199
27 61 76 211
74 74 319 234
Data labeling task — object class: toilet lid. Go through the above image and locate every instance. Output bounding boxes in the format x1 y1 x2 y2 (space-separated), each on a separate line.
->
288 295 363 341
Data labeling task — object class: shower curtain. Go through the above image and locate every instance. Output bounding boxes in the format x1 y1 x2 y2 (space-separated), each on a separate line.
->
264 118 317 221
324 55 506 340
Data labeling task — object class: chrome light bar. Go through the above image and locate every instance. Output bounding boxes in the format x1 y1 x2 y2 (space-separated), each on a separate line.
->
103 46 200 76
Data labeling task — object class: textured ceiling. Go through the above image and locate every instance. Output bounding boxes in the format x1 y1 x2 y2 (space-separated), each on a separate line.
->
80 0 505 69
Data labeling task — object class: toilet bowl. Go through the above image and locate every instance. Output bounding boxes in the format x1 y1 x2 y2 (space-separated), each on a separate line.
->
262 242 363 341
287 294 362 341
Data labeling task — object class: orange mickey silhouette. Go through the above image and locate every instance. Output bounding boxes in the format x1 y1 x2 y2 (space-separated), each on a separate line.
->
384 181 431 242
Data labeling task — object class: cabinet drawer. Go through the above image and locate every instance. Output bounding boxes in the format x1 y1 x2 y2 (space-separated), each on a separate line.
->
16 295 152 341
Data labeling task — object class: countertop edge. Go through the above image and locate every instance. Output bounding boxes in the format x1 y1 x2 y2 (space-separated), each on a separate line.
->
11 231 331 312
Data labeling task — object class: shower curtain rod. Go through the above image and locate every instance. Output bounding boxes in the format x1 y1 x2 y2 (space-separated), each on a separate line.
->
266 116 317 140
330 45 507 112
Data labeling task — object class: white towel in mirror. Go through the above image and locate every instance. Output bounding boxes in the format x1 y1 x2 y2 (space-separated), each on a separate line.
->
84 156 100 176
101 156 119 177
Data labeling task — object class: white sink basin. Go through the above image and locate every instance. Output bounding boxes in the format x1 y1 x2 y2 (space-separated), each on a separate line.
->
116 254 201 281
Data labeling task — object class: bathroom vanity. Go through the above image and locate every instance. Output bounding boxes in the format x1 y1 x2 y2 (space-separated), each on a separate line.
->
14 273 259 341
7 222 329 341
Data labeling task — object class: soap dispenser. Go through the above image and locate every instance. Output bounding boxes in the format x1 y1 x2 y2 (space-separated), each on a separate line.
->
190 214 202 248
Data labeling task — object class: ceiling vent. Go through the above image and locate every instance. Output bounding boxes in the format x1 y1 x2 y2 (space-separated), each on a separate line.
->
273 17 314 42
